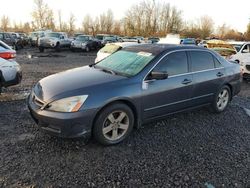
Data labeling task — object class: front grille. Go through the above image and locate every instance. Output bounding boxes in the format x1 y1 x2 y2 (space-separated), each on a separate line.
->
246 65 250 71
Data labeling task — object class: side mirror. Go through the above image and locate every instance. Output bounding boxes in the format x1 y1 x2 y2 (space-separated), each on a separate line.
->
60 36 65 39
150 71 168 80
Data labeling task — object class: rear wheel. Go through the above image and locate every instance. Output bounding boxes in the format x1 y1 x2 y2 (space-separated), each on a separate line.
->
210 85 231 113
93 103 134 145
85 46 90 52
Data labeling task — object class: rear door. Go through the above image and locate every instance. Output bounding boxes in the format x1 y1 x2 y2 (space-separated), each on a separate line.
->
188 50 225 106
142 51 194 120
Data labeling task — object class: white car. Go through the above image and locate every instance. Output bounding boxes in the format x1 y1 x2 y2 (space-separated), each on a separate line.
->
239 57 250 80
229 42 250 63
95 42 139 63
0 41 22 93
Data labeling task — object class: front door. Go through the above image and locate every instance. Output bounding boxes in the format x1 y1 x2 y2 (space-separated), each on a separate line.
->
142 51 193 120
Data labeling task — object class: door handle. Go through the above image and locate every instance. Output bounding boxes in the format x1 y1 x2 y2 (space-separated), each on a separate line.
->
182 79 192 85
216 72 224 77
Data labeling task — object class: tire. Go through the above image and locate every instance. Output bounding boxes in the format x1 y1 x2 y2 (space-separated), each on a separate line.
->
210 85 231 113
39 47 44 52
85 46 90 52
55 43 61 52
93 103 134 145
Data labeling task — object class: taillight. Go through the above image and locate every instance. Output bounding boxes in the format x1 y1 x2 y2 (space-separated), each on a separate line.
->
0 52 16 59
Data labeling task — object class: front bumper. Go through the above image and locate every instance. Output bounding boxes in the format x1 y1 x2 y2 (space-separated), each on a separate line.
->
27 94 96 138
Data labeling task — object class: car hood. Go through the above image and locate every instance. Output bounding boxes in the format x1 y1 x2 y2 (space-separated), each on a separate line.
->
34 66 126 102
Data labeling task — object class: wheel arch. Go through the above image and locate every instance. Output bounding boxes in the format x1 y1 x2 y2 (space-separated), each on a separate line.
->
92 98 141 132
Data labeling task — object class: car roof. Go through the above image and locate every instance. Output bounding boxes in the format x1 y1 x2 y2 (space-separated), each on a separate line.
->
106 42 140 48
123 44 206 55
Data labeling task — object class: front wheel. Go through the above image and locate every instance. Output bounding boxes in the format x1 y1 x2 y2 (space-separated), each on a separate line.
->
93 103 134 145
210 85 231 113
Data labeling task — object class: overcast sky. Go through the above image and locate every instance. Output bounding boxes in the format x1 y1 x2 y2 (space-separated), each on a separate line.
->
0 0 249 32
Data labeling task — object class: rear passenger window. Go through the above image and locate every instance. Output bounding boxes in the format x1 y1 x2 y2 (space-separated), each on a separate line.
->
154 51 188 76
190 51 215 72
213 57 223 68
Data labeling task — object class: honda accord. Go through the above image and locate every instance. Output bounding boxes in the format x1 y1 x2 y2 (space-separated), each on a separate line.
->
28 44 241 145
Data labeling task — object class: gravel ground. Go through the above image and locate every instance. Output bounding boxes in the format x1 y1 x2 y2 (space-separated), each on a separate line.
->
0 48 250 188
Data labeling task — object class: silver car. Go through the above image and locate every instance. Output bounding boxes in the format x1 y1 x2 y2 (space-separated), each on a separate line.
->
0 41 22 93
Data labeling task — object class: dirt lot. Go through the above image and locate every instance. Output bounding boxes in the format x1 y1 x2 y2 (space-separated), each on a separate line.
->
0 48 250 188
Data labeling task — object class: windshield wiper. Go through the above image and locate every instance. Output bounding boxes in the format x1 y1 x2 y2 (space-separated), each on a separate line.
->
101 68 116 75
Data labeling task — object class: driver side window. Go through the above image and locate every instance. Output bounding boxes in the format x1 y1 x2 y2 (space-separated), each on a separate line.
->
154 51 188 76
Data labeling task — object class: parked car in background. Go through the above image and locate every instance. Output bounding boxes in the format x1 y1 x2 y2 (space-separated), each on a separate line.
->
198 40 208 48
148 37 160 44
38 32 72 52
28 44 241 145
229 42 250 63
29 30 51 47
95 42 139 63
0 32 17 50
18 33 29 46
122 36 140 43
158 34 181 44
228 41 245 52
71 35 101 52
0 41 22 93
9 32 24 49
181 38 196 45
101 36 118 46
238 57 250 80
205 40 237 59
135 36 144 43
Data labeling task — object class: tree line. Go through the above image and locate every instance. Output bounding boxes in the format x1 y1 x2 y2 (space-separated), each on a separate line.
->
0 0 250 41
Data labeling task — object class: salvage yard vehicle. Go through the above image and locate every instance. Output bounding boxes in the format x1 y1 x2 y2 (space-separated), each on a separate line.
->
28 44 241 145
71 35 100 52
0 41 22 94
28 31 49 47
95 42 139 63
148 37 160 44
38 32 72 52
238 57 250 80
205 40 237 59
0 32 18 50
181 38 196 45
229 42 250 63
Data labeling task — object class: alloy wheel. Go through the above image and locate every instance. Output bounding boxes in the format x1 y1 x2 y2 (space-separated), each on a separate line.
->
216 89 229 111
102 111 129 141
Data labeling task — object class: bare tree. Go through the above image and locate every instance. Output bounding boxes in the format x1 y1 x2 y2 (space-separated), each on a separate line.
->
68 13 76 35
124 0 182 37
58 10 63 31
0 15 10 31
245 21 250 41
198 15 214 39
32 0 55 29
82 14 93 34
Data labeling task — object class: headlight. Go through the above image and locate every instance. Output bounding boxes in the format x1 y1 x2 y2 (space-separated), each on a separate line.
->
47 95 88 112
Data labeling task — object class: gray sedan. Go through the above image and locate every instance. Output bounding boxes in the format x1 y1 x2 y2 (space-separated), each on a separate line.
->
28 44 241 145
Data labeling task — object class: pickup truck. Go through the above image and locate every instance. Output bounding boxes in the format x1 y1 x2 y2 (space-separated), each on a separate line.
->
38 32 72 52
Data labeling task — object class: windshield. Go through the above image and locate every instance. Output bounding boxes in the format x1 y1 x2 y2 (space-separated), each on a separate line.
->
104 36 114 40
100 44 121 54
76 36 89 41
232 44 242 52
46 33 61 38
95 50 155 76
96 35 104 40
